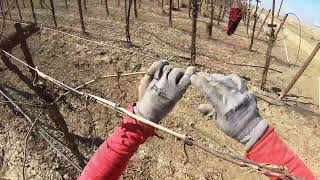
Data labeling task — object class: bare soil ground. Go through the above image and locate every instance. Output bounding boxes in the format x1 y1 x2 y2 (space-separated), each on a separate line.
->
0 0 319 179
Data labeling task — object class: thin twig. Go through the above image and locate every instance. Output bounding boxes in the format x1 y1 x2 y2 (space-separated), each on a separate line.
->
22 110 44 180
51 71 146 104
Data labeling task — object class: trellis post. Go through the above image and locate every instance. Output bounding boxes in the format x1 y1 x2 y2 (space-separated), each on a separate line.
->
217 4 222 25
125 0 133 45
15 23 38 81
246 0 252 34
249 0 259 51
21 0 26 8
260 0 276 90
169 0 173 27
77 0 86 33
83 0 87 11
134 0 138 17
29 0 37 25
39 0 44 8
105 0 109 15
49 0 57 27
207 0 214 37
257 7 264 20
0 1 3 17
190 0 198 65
64 0 68 8
279 43 320 100
277 0 284 18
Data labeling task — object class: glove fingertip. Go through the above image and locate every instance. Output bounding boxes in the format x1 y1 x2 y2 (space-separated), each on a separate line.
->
198 103 214 116
148 61 169 79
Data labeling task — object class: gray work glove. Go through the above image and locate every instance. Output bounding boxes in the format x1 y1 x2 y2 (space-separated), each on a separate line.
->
134 61 196 124
191 73 269 151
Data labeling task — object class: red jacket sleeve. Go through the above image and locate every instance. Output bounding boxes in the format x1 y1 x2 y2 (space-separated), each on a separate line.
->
245 127 315 180
78 105 154 180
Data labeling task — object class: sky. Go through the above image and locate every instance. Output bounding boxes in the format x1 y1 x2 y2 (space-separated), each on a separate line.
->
260 0 320 27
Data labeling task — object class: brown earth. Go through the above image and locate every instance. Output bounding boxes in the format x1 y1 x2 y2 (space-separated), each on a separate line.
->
0 0 319 179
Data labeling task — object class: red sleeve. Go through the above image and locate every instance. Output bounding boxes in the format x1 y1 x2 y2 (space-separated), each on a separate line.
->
245 127 315 180
78 105 154 180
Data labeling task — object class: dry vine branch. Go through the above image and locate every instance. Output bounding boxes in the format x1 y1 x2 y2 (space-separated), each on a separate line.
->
23 110 44 180
1 50 86 168
2 50 302 180
0 100 44 107
0 88 83 172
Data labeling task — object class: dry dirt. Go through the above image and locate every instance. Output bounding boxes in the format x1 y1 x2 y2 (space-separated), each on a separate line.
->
0 0 319 179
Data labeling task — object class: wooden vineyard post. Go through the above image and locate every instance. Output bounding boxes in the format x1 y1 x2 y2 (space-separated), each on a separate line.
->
277 0 284 18
247 4 254 33
207 0 214 37
118 0 120 6
246 0 252 34
161 0 164 12
198 0 202 14
249 0 259 51
21 0 26 8
64 0 68 9
190 0 198 65
125 0 133 45
275 13 288 38
256 9 270 38
221 6 226 21
15 23 38 81
29 0 37 25
77 0 86 33
15 0 23 20
39 0 44 8
242 0 247 23
279 43 320 100
105 0 109 15
260 0 276 90
217 4 222 25
125 0 127 19
257 7 264 20
134 0 138 17
49 0 57 27
188 0 191 18
169 0 172 27
0 1 3 17
177 0 179 9
83 0 87 11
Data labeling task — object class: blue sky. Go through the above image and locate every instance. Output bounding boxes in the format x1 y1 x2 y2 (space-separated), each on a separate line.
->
260 0 320 27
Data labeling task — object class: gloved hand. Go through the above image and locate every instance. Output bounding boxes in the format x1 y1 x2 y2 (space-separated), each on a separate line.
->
191 72 269 150
135 61 196 124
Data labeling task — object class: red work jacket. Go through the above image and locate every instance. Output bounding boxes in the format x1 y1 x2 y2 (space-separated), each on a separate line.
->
79 105 315 180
